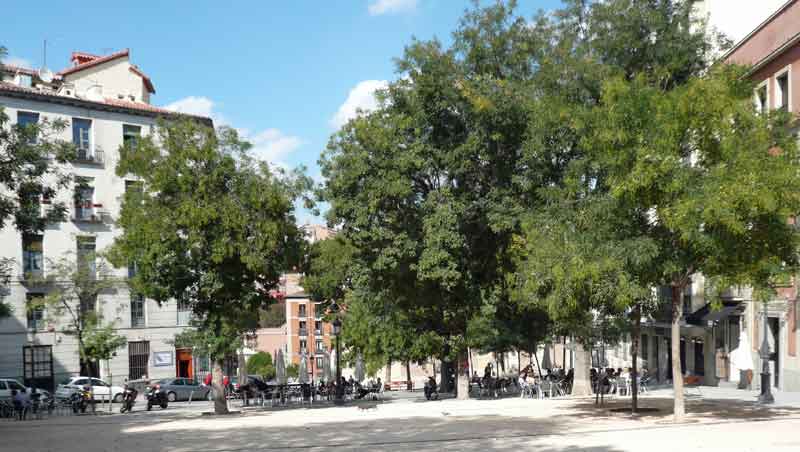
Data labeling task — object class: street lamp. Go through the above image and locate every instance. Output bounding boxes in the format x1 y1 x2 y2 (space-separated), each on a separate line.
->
758 300 774 404
330 302 344 405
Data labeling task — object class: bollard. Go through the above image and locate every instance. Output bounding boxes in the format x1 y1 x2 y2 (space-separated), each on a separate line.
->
188 390 193 405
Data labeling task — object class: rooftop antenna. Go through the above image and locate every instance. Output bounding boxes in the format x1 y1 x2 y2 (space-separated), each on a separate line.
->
38 39 54 83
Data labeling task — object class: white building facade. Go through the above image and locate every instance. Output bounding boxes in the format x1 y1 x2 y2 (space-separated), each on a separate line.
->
0 50 212 392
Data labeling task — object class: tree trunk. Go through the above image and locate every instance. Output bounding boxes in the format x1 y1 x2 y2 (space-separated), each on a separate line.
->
671 285 686 422
562 336 567 369
572 342 592 396
385 358 392 385
456 350 470 400
631 303 641 413
533 343 542 376
212 359 229 414
405 361 412 391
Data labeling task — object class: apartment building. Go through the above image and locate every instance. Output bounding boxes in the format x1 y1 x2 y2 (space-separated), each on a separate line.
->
0 49 212 391
721 0 800 392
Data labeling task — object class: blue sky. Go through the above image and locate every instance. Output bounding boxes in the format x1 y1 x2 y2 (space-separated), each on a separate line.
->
2 0 780 223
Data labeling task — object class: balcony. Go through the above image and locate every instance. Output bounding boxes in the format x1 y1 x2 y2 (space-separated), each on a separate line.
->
73 205 110 223
719 286 751 300
73 148 104 166
298 328 308 337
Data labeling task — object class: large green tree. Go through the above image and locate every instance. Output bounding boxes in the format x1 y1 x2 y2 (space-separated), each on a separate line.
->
587 66 800 421
321 0 540 399
109 121 306 414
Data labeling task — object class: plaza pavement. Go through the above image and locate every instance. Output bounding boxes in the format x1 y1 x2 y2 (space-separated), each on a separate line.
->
2 386 800 451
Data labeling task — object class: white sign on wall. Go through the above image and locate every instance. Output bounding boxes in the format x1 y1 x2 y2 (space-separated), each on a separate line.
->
153 351 173 367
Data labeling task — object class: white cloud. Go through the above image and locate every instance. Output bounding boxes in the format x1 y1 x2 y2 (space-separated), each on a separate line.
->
330 79 388 128
163 96 228 125
368 0 418 16
163 96 302 166
4 56 33 69
703 0 787 43
247 128 304 164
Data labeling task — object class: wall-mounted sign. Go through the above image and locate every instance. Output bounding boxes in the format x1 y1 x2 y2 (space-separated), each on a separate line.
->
153 351 173 367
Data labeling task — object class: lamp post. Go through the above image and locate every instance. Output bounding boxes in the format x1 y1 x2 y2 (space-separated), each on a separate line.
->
758 300 774 404
330 302 344 405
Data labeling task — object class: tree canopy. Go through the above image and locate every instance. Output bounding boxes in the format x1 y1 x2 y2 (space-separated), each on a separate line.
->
109 120 308 413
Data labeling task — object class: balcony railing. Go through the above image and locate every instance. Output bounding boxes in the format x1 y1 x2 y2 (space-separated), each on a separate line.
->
74 148 104 166
298 328 308 337
73 205 110 223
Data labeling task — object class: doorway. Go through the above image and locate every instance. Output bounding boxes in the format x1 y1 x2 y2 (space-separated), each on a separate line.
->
176 348 193 378
768 317 780 388
694 340 704 376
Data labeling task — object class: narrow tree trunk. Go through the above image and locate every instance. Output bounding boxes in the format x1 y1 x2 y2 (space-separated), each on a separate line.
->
456 350 470 400
572 342 592 396
631 303 641 414
212 359 229 414
671 285 686 422
406 361 412 391
562 336 567 369
385 358 391 385
533 343 542 376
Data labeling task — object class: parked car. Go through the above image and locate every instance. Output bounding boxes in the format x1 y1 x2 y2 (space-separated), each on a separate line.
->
0 378 28 399
0 378 52 401
156 378 211 402
55 377 124 402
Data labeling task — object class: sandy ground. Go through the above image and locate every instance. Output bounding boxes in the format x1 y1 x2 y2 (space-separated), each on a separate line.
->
2 388 800 451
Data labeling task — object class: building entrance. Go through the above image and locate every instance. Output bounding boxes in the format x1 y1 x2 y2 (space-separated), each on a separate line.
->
176 349 193 378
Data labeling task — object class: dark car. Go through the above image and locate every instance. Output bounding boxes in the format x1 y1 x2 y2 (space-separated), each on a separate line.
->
157 378 211 402
236 375 270 399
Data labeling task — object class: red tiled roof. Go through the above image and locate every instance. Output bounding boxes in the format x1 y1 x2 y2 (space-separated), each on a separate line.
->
70 51 102 66
58 49 130 76
102 97 174 114
0 64 38 77
0 81 212 125
129 65 155 94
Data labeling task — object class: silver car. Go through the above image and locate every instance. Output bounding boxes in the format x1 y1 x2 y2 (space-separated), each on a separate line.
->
157 378 211 402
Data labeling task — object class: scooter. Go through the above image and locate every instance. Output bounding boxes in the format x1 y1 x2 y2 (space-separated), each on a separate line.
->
120 385 138 413
424 376 439 401
71 385 92 414
146 383 168 411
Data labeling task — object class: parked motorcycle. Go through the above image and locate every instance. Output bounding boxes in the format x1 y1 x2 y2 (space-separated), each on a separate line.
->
146 383 168 411
71 385 92 414
120 385 138 413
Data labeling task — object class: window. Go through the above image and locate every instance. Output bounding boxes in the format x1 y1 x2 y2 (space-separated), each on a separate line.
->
299 320 307 335
18 74 32 88
122 124 141 148
756 84 768 112
298 304 307 317
128 341 150 380
0 382 6 390
316 357 323 369
74 180 94 221
299 339 307 352
17 111 39 144
316 339 324 352
72 118 92 159
77 236 96 279
777 71 790 111
26 294 45 330
91 378 108 387
315 320 322 335
128 261 138 279
7 380 25 391
131 294 145 328
22 235 43 277
177 300 192 326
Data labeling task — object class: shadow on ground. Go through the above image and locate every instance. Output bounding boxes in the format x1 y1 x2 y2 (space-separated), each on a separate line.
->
562 395 800 423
